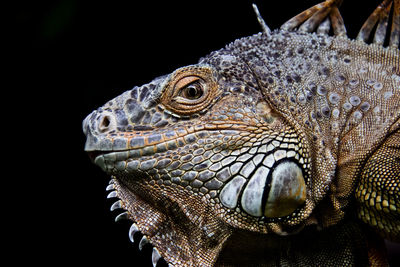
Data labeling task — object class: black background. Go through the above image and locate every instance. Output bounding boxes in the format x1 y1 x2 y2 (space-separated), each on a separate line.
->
12 0 399 266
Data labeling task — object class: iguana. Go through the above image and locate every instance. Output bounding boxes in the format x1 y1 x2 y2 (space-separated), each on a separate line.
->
83 0 400 266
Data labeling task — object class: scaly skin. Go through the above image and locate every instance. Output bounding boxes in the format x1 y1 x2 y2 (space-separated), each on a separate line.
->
83 1 399 266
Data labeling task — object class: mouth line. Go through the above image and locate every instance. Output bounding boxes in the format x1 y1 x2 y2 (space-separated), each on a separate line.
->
106 177 168 267
87 127 246 165
88 131 233 172
88 151 108 162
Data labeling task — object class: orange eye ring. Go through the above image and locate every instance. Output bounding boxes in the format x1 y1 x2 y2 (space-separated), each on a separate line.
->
160 66 219 116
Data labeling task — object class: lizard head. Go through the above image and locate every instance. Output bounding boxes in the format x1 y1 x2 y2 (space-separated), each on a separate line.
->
83 33 330 265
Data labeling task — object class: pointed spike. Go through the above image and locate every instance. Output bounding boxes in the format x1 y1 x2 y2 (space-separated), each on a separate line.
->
107 191 118 199
110 200 123 211
329 6 347 36
357 0 391 43
115 211 129 222
299 5 331 33
129 223 139 243
252 3 271 36
152 247 161 267
317 17 331 34
373 11 390 45
281 2 325 31
281 0 343 34
106 184 115 191
390 0 399 47
139 236 149 251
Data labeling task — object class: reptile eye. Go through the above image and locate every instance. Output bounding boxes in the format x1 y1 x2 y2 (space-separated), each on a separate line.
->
160 66 219 116
173 76 208 104
174 76 205 101
181 82 203 100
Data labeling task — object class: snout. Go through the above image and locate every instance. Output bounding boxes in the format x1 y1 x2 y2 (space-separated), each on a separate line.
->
82 108 119 153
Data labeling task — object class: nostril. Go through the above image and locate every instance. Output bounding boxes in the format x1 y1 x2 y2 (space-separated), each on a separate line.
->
99 115 112 133
102 116 110 128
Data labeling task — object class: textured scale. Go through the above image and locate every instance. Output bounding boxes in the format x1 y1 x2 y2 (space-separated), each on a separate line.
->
83 1 399 266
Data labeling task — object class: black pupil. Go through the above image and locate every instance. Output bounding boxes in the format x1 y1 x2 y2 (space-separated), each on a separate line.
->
188 86 198 97
186 84 202 99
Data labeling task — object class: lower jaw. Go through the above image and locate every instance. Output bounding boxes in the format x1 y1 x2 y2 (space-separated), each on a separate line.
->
107 177 310 266
106 176 169 266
